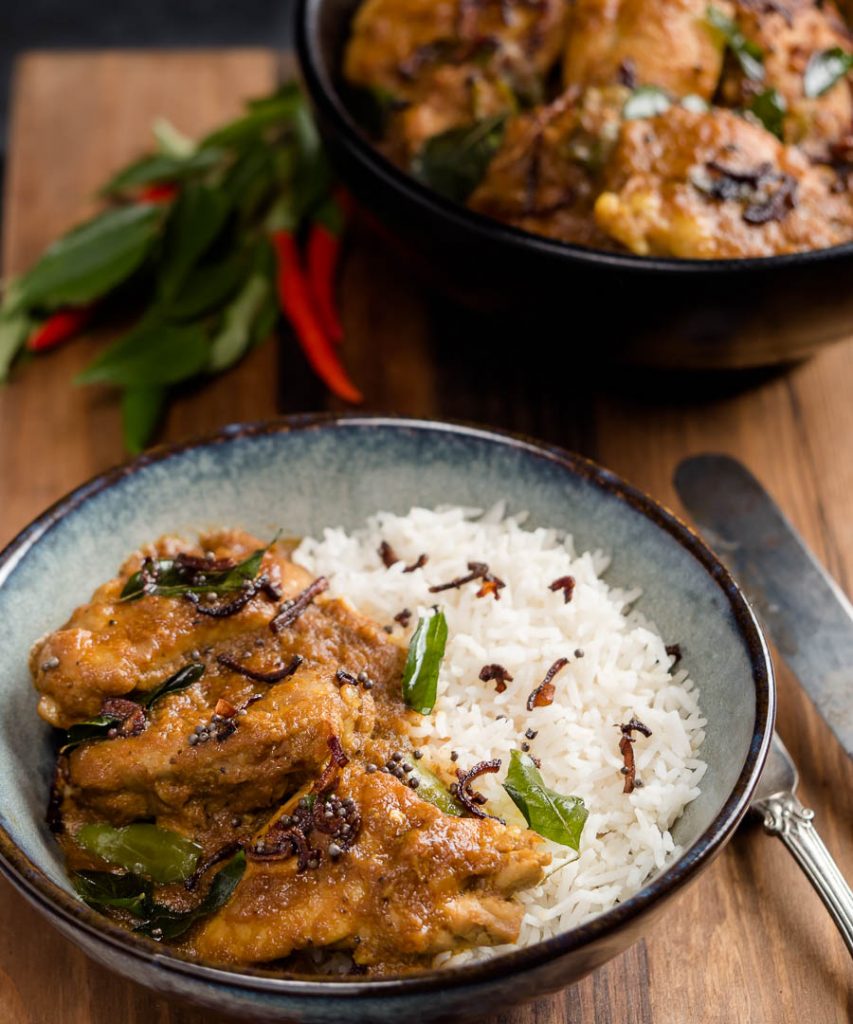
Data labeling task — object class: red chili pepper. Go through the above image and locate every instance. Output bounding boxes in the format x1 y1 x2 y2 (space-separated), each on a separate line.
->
138 182 179 204
271 230 363 404
307 223 344 344
26 306 94 353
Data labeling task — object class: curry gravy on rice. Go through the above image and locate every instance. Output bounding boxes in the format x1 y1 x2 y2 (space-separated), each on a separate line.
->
344 0 853 258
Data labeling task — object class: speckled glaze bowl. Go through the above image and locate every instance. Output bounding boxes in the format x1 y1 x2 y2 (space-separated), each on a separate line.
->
0 415 774 1022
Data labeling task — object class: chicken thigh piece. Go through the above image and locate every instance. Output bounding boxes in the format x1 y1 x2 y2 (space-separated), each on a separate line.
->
345 0 567 98
31 530 309 728
468 87 626 248
594 105 853 257
345 0 568 158
719 0 852 159
564 0 726 101
192 767 550 970
62 665 376 828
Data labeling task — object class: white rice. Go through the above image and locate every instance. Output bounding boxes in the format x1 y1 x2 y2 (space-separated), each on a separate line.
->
293 504 707 965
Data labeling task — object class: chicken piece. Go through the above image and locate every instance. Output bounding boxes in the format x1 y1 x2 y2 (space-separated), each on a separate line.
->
594 105 853 257
384 61 518 161
191 767 549 969
564 0 726 101
62 666 376 827
345 0 567 97
31 530 309 728
720 1 852 159
468 87 626 248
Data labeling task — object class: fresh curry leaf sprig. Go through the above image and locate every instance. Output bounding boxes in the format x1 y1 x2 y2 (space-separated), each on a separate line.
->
0 84 361 454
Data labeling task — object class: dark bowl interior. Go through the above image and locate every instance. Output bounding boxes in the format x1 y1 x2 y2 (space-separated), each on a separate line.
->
294 0 853 370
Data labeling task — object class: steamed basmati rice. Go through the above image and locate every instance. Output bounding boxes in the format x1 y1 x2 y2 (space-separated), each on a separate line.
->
294 504 707 964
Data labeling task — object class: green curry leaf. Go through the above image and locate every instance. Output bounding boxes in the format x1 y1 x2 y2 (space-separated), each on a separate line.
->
120 545 266 601
707 6 764 82
749 88 787 139
9 205 164 312
135 851 246 940
77 321 210 388
804 48 853 98
401 608 448 715
412 115 506 203
73 870 153 917
411 763 464 815
76 823 202 884
503 750 588 849
622 86 672 121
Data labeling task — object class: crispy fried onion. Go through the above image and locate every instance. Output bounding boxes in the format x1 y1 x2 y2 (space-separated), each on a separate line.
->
526 657 569 710
429 561 506 600
270 577 329 633
454 759 504 821
100 697 147 738
617 717 653 794
217 652 303 683
247 737 360 869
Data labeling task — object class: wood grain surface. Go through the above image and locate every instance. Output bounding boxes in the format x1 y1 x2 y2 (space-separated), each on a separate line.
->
1 51 851 1024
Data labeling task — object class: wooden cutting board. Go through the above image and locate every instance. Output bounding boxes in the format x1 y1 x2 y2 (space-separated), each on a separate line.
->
0 51 851 1024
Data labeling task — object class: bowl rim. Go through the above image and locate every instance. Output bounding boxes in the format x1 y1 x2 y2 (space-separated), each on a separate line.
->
294 0 853 276
0 413 775 997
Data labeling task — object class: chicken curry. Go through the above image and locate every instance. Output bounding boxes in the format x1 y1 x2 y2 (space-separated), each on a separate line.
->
343 0 853 258
34 531 550 975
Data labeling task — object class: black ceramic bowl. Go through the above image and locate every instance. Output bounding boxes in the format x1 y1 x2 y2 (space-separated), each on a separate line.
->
0 416 773 1021
295 0 853 370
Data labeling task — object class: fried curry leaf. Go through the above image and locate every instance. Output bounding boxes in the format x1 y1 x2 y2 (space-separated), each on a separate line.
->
73 870 153 917
139 662 205 708
135 851 246 940
707 6 765 82
60 664 204 752
503 750 588 850
77 823 202 884
120 545 266 601
412 763 464 816
749 88 787 139
401 608 448 715
9 205 164 312
412 115 506 203
804 48 853 99
61 713 125 753
622 86 672 121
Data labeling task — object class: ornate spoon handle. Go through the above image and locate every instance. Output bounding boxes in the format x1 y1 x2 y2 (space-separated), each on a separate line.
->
755 791 853 956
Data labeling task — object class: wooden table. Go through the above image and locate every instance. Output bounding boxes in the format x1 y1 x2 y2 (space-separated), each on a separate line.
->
1 51 851 1024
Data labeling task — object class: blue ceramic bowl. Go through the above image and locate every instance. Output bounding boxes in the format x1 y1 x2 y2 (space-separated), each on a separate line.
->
0 416 774 1021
